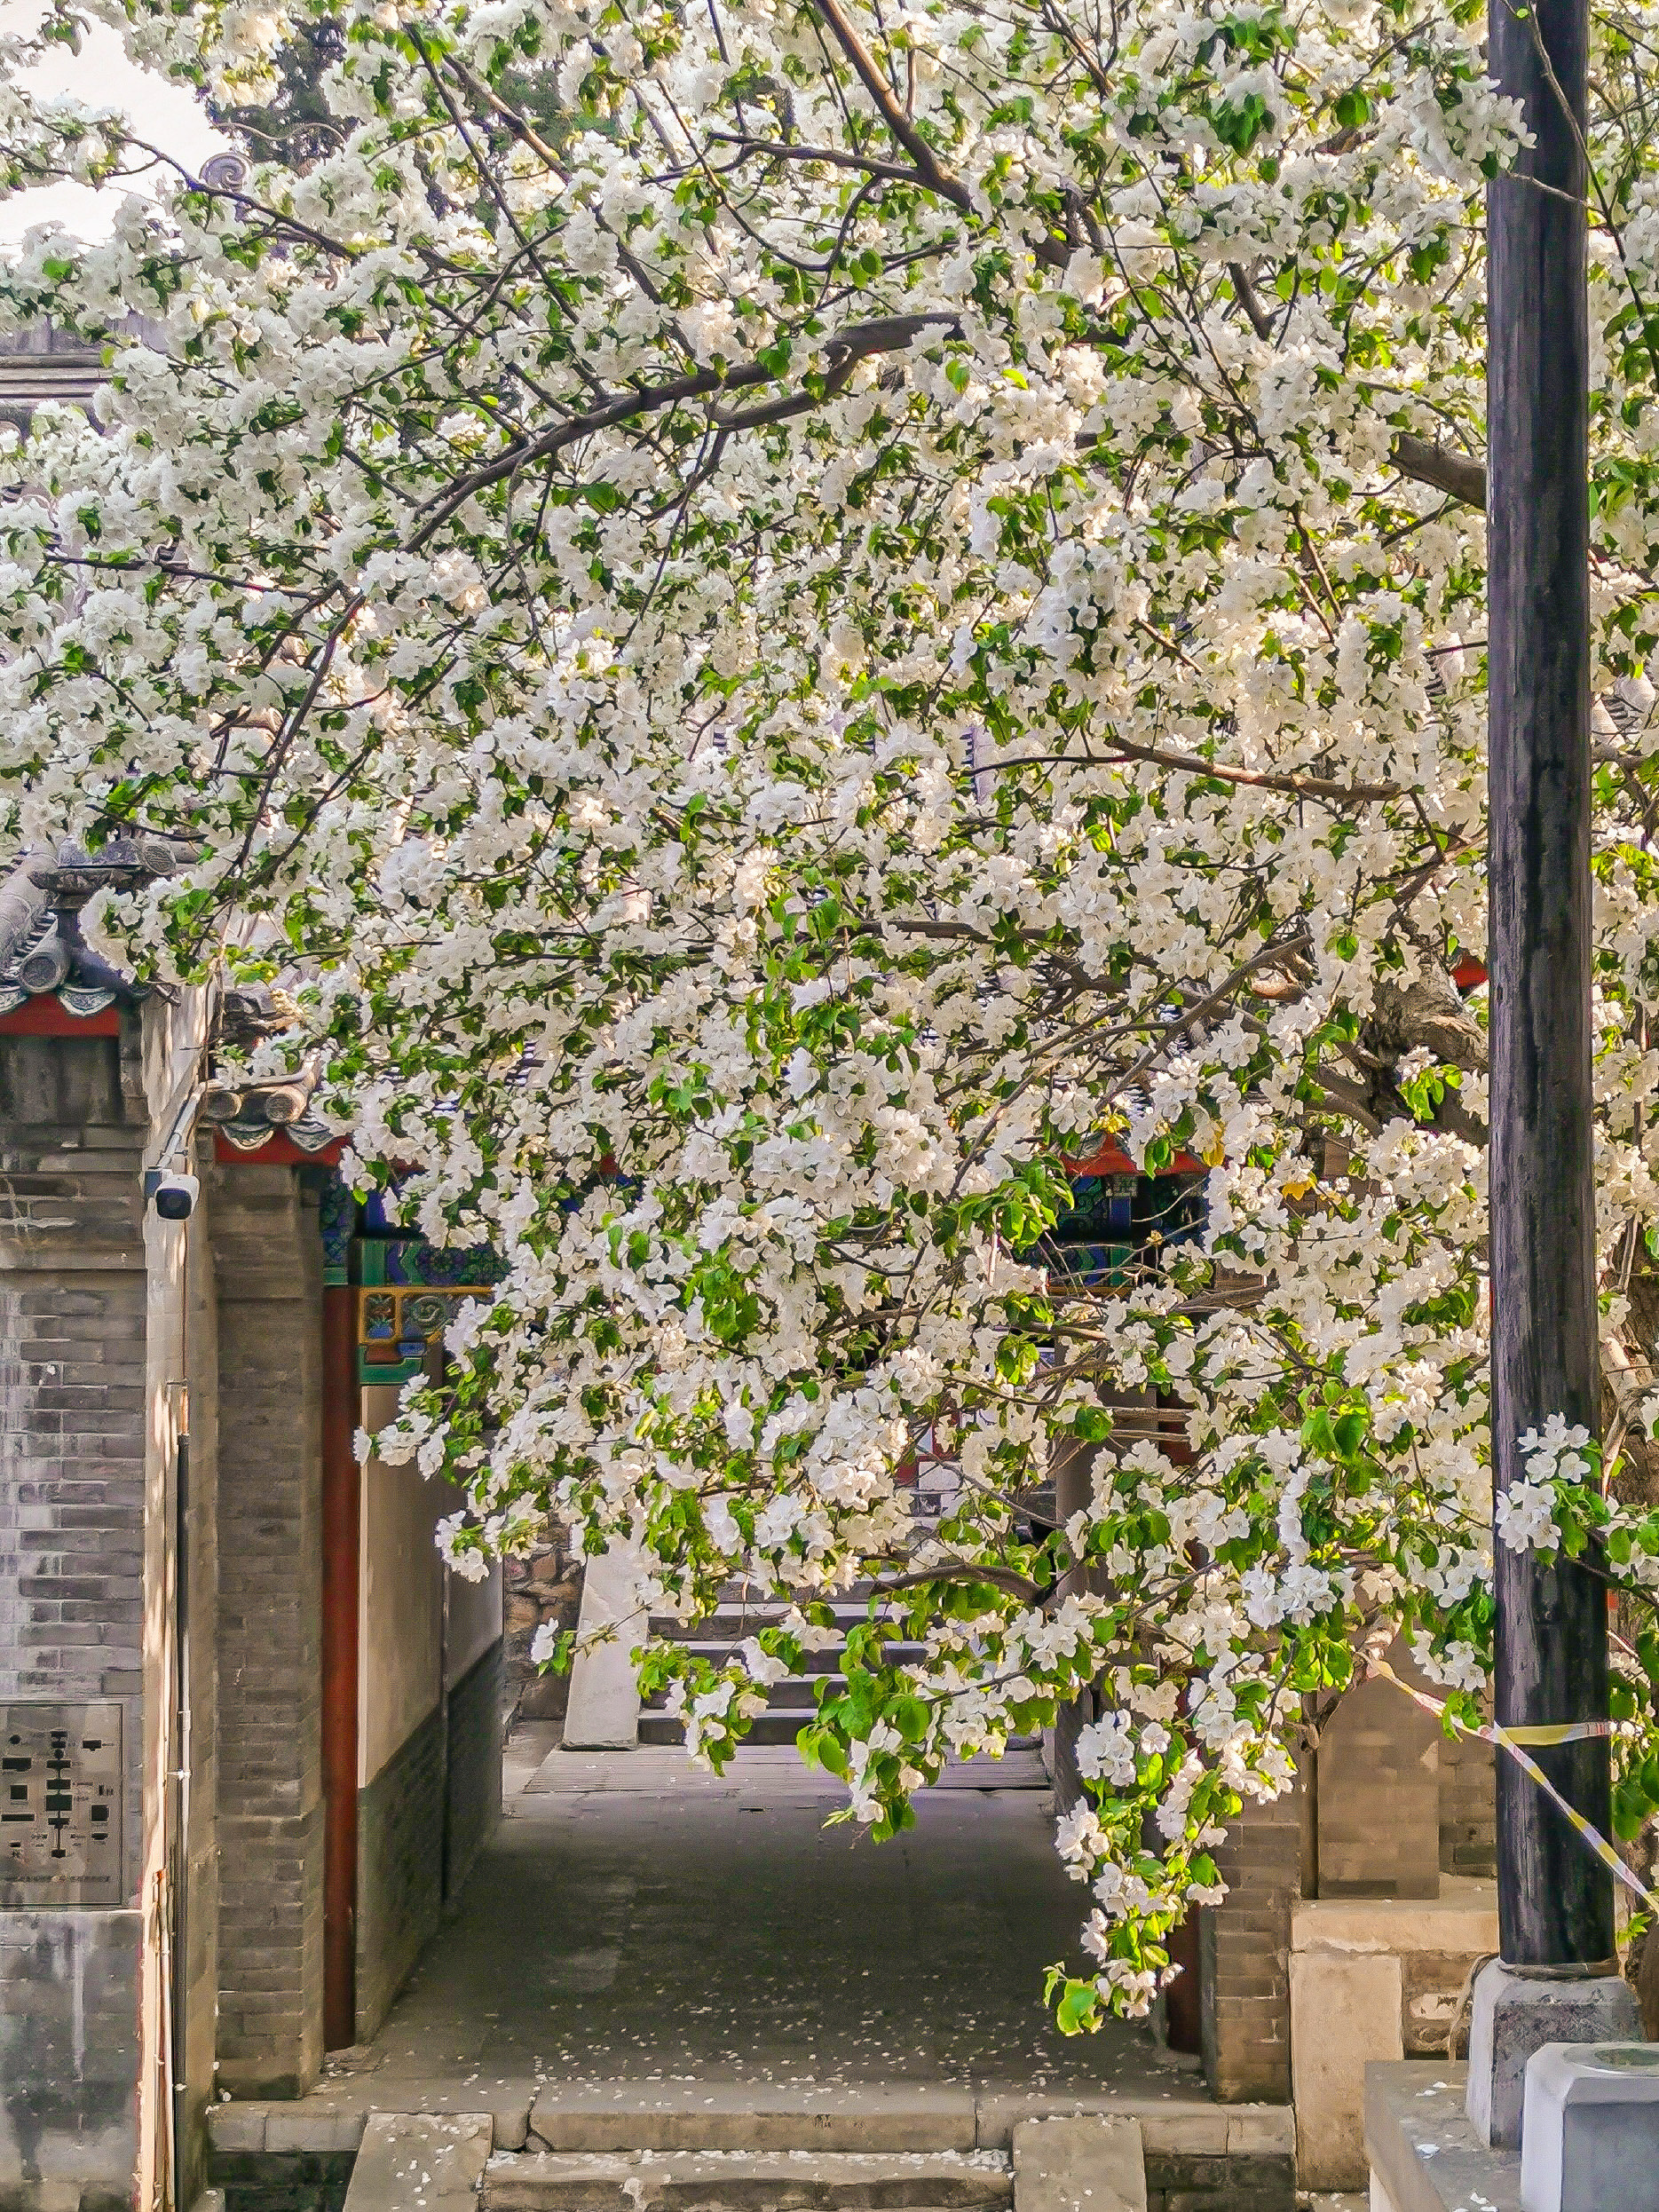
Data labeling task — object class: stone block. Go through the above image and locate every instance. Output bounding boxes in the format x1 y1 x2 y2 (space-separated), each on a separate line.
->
529 2081 978 2154
205 2103 270 2153
264 2105 368 2155
341 2112 492 2212
0 1907 140 2200
1465 1959 1640 2148
1292 1947 1403 2189
485 2153 1011 2211
1518 2042 1659 2211
1364 2060 1520 2212
1223 2108 1295 2156
1011 2116 1147 2212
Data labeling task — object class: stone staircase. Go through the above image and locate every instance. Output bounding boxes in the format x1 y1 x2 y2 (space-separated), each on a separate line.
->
212 2082 1295 2212
636 1580 927 1748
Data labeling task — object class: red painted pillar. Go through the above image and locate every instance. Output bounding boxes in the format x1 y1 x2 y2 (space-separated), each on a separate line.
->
320 1282 360 2049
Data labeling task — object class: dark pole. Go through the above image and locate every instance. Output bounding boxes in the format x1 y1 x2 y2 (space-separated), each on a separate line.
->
320 1281 360 2046
1487 0 1615 1967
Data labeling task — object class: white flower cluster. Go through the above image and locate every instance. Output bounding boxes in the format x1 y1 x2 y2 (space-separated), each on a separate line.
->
2 0 1659 2019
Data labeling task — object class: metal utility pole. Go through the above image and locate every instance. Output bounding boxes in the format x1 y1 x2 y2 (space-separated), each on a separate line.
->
1487 0 1616 1967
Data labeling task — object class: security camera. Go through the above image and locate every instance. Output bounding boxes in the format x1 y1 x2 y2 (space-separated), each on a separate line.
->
145 1170 200 1221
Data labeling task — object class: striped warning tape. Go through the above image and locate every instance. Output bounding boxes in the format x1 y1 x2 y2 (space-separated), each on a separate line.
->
1369 1659 1659 1916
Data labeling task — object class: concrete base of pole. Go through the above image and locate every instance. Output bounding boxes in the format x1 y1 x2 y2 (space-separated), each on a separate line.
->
1465 1959 1640 2148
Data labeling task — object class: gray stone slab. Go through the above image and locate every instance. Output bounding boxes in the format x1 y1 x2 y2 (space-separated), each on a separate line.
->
483 2152 1012 2211
205 2103 270 2154
343 2111 494 2212
216 2081 535 2153
971 2092 1224 2155
1010 2117 1145 2212
528 2083 979 2153
1364 2060 1521 2212
265 2103 371 2154
1465 1959 1640 2146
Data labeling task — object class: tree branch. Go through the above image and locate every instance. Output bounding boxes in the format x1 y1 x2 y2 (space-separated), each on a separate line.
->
808 0 975 215
1228 263 1275 342
407 312 961 550
1392 433 1487 510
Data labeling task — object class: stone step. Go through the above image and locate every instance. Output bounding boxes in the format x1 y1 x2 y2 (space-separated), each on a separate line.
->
1011 2117 1145 2212
526 2082 980 2153
344 2112 494 2212
641 1678 822 1711
637 1709 809 1745
651 1641 926 1674
482 2152 1012 2212
647 1614 910 1646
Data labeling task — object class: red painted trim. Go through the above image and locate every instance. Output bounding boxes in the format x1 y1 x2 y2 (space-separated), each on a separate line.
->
1062 1139 1207 1178
0 996 120 1036
213 1130 348 1168
320 1284 360 2050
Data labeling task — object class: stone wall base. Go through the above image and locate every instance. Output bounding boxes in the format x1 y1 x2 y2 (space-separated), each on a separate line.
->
444 1640 504 1903
355 1702 446 2045
1293 1882 1497 2190
0 1908 139 2204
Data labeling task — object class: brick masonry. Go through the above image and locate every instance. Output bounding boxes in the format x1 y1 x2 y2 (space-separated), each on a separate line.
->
355 1698 445 2044
1439 1729 1497 1881
503 1524 582 1720
444 1639 504 1903
1200 1787 1300 2105
0 1029 150 2204
206 2147 355 2212
212 1166 327 2098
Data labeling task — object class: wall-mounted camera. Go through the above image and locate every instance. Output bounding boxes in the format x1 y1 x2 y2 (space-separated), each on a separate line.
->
144 1170 200 1221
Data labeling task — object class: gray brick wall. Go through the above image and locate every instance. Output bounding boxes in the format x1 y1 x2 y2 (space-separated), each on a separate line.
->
0 1029 150 2206
444 1638 503 1902
212 1166 326 2097
1439 1728 1497 1880
1316 1667 1441 1899
355 1699 445 2043
1200 1787 1300 2104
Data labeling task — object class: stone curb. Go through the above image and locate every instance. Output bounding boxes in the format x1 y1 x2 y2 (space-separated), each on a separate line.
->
528 2084 979 2153
207 2088 1292 2163
479 2152 1014 2211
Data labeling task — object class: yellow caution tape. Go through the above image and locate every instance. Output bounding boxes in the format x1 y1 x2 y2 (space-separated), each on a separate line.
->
1368 1660 1659 1916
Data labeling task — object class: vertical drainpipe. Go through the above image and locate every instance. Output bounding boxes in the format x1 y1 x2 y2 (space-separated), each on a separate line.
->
319 1173 360 2049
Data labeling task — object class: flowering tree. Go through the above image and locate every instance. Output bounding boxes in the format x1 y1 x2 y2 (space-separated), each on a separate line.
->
5 0 1659 2026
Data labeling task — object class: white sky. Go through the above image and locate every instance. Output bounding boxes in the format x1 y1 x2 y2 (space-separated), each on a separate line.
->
0 3 229 246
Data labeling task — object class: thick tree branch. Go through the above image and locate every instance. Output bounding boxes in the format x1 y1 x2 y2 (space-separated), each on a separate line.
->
1392 433 1487 510
1101 734 1401 804
407 312 961 549
1228 263 1275 341
808 0 975 215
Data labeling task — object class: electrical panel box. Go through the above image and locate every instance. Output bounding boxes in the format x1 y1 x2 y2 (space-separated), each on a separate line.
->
0 1702 123 1906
